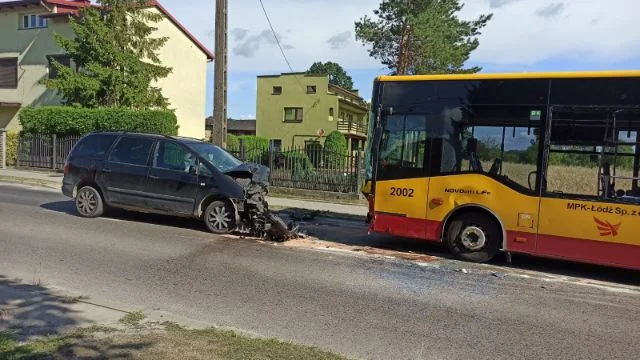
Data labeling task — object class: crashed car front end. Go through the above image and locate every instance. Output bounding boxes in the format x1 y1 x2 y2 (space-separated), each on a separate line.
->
224 163 291 241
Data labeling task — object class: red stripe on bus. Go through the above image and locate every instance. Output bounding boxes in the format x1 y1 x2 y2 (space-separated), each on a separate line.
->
505 230 537 254
373 213 442 242
536 234 640 270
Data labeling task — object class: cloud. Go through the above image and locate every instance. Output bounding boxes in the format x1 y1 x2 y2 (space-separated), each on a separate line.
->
153 0 640 73
460 0 640 66
236 114 255 120
232 29 293 58
327 31 352 50
488 0 522 9
536 3 565 17
230 28 249 41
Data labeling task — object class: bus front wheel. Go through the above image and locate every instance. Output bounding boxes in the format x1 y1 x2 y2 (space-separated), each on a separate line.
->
446 212 500 263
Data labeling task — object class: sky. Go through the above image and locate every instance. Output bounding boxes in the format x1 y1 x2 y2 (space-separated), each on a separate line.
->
5 0 640 119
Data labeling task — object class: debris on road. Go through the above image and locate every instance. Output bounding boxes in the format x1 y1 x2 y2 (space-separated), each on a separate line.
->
230 163 301 242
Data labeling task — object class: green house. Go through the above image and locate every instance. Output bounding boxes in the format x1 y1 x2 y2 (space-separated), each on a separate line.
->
256 72 369 152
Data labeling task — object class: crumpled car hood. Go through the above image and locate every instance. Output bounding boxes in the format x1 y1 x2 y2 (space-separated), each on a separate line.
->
224 163 270 192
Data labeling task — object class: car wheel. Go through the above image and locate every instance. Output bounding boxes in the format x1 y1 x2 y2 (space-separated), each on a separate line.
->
204 200 235 234
75 186 104 218
446 212 500 263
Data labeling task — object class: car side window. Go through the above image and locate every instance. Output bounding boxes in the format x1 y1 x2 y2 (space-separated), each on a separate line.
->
108 137 155 166
153 140 196 173
72 134 118 159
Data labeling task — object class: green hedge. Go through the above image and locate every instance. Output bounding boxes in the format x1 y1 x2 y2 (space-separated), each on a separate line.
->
226 135 270 163
227 134 240 150
19 106 178 136
5 131 18 166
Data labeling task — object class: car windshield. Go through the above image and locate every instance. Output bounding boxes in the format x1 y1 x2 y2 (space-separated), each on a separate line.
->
189 143 243 173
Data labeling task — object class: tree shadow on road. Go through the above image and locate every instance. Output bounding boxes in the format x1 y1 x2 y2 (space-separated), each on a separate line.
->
0 275 153 359
0 275 81 341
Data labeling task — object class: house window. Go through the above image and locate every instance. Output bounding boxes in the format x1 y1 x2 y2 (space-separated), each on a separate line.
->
0 58 18 89
347 113 354 123
284 107 303 122
306 85 316 94
272 86 282 95
22 14 48 29
47 54 71 79
329 108 334 116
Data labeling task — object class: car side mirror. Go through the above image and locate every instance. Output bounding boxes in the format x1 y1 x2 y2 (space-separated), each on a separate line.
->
188 165 197 175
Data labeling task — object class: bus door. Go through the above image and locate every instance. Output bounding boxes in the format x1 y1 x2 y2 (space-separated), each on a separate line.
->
372 114 430 240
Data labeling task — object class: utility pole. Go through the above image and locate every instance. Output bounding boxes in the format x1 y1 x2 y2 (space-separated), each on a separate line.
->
212 0 227 148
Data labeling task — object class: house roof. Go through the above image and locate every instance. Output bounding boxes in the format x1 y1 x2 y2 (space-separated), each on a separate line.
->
1 0 214 61
206 117 257 132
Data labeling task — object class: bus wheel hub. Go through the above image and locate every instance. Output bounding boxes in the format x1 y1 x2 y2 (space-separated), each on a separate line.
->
460 226 486 251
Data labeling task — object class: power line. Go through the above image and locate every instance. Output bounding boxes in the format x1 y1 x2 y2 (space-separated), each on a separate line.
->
258 0 325 143
258 0 295 74
257 0 308 94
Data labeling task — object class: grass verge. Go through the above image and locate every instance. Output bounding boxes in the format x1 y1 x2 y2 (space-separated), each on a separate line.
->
0 322 350 360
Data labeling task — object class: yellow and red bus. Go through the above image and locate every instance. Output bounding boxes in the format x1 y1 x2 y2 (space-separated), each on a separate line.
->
362 70 640 270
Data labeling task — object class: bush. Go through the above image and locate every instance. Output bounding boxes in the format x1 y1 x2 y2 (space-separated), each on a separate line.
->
323 131 348 168
5 131 18 166
282 151 316 181
228 135 269 163
19 106 178 136
227 134 239 150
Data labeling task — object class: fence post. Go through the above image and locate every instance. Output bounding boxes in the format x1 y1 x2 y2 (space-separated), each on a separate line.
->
356 150 364 198
239 138 245 161
0 130 6 169
268 140 275 182
16 133 21 168
51 134 57 170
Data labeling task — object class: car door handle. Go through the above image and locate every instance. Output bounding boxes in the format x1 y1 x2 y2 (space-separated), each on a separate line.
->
102 168 111 173
149 175 159 180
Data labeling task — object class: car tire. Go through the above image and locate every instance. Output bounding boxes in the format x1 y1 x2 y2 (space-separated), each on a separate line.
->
446 212 500 263
204 200 235 234
75 186 104 218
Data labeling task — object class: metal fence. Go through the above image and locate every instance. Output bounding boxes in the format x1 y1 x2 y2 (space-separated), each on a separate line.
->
17 134 81 170
229 141 364 193
15 133 365 194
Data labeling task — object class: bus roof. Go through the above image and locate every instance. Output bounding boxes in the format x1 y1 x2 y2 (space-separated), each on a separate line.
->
376 70 640 82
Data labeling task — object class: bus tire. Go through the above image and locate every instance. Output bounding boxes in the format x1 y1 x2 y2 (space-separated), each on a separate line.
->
446 212 500 263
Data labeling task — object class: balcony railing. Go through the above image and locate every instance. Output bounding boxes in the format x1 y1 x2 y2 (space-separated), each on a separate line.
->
337 119 367 136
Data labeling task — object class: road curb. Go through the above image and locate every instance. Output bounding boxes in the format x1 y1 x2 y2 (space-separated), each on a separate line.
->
0 176 60 190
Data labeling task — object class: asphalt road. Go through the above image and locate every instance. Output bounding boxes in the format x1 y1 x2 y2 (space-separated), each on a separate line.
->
1 183 640 360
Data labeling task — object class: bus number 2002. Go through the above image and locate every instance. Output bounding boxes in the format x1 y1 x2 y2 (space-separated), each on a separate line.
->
390 187 414 197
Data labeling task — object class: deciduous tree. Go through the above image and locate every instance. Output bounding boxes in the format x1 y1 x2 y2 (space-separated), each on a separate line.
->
307 62 354 90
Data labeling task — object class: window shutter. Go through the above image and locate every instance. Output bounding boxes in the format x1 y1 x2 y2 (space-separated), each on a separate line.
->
0 58 18 89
